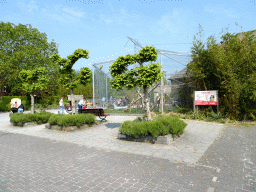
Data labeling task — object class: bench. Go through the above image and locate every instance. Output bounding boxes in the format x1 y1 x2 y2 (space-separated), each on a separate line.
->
78 108 108 121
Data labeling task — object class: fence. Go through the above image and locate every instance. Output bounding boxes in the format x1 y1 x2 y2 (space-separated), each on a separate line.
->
92 51 192 111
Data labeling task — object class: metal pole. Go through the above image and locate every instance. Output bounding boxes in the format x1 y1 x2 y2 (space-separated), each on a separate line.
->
193 91 195 112
160 53 163 114
217 90 219 113
106 74 108 108
92 65 95 108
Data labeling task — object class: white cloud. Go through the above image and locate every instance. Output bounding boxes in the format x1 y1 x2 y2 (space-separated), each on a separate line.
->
158 15 180 34
45 13 66 22
27 0 39 12
62 7 84 18
203 4 240 19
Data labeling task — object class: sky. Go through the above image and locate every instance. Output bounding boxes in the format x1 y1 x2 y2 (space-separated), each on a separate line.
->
1 0 256 78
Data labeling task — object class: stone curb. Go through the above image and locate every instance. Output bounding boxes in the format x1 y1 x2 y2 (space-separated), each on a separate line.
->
45 123 90 132
118 133 177 145
11 121 41 127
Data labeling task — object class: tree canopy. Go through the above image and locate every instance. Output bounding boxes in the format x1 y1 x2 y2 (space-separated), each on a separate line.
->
19 67 49 114
50 48 92 114
109 45 162 120
0 22 59 95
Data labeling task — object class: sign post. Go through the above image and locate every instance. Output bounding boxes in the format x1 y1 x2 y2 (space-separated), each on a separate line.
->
194 90 218 112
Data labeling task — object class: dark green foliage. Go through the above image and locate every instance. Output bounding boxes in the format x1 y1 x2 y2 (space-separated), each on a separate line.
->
0 96 30 111
187 25 256 120
0 22 59 96
48 113 95 127
120 115 187 138
10 111 52 125
10 113 29 126
177 108 191 114
33 112 52 124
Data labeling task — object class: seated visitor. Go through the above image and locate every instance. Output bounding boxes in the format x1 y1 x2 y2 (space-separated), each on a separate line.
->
18 104 24 113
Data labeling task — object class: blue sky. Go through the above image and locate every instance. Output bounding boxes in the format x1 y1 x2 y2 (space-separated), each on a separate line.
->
1 0 256 78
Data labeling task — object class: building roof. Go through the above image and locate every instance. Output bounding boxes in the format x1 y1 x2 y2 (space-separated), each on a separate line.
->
168 67 188 80
236 30 256 41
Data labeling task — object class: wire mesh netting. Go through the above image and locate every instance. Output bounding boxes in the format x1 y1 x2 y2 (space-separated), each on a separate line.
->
92 52 192 111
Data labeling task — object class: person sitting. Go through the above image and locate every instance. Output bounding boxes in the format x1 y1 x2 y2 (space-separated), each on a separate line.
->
78 98 87 110
18 104 24 113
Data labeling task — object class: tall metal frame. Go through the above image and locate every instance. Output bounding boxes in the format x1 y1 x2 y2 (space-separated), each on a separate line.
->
92 59 115 108
125 36 192 113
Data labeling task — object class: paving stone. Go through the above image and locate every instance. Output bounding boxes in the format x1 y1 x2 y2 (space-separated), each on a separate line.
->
0 112 255 191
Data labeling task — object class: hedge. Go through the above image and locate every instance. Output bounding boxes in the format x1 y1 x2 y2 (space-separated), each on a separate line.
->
119 115 187 138
48 113 95 127
0 96 30 112
10 111 52 126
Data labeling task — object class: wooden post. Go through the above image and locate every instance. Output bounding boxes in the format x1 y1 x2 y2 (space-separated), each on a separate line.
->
217 90 219 113
193 91 195 112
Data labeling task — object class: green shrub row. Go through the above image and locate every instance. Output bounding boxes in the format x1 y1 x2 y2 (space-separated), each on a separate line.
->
119 115 187 138
10 111 52 126
0 96 30 112
48 113 95 127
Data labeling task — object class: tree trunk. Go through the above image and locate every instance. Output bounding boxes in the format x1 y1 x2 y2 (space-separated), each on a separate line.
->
31 94 35 114
70 89 76 115
144 88 152 121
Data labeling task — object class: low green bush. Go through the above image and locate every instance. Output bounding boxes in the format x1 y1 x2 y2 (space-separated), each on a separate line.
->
33 112 52 124
10 111 53 125
120 115 187 138
210 112 223 121
10 113 30 126
177 108 191 114
48 113 95 127
0 96 30 112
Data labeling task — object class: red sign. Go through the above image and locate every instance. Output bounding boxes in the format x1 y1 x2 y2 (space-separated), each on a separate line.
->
194 90 218 106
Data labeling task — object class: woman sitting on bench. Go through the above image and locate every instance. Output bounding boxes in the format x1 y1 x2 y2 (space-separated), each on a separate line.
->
78 98 87 110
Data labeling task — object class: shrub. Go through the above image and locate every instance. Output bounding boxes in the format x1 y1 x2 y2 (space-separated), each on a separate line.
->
0 96 30 111
10 111 53 125
210 112 223 121
177 108 191 114
33 112 52 124
120 115 187 138
10 113 30 126
48 113 96 127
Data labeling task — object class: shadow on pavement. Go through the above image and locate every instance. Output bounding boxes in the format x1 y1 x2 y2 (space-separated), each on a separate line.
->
105 123 121 129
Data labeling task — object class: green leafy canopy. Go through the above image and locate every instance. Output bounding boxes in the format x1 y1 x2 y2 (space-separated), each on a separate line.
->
50 48 92 90
19 67 49 94
109 45 162 91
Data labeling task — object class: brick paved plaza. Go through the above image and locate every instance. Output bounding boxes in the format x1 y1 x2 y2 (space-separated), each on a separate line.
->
0 111 255 192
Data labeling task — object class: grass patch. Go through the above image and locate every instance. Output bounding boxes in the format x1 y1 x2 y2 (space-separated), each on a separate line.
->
241 123 250 127
104 108 145 114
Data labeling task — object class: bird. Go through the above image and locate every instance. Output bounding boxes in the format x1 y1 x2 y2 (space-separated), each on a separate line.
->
100 65 103 70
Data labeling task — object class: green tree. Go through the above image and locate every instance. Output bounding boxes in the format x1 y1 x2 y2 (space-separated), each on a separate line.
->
50 49 92 114
187 25 256 120
109 45 162 120
0 22 59 95
19 67 49 114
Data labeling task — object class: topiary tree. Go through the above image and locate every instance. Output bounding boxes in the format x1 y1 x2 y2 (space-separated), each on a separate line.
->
19 67 49 114
109 45 162 121
50 49 92 114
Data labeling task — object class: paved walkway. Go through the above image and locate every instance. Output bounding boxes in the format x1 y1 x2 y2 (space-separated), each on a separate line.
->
1 110 224 165
0 110 255 192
